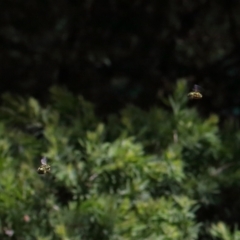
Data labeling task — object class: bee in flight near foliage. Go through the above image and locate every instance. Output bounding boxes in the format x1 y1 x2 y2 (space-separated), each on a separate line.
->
188 84 203 99
37 157 51 174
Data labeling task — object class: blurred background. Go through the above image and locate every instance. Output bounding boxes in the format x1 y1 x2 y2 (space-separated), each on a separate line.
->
1 0 240 117
1 0 240 240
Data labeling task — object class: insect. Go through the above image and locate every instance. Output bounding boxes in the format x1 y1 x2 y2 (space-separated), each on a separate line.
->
37 157 51 174
188 84 203 99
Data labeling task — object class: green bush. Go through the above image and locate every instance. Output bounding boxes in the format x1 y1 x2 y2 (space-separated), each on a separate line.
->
0 80 239 239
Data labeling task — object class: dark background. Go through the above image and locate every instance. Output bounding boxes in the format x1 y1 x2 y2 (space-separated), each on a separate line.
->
1 0 240 118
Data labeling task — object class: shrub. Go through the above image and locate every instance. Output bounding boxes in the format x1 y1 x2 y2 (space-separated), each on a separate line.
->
0 80 239 239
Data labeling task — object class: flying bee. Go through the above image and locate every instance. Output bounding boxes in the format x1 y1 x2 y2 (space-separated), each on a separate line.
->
37 157 51 174
188 84 203 99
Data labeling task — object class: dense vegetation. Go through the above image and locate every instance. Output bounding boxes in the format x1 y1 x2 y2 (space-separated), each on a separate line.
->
0 80 239 239
1 1 240 239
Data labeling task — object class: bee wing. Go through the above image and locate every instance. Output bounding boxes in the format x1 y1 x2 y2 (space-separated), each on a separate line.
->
193 84 202 92
41 157 47 165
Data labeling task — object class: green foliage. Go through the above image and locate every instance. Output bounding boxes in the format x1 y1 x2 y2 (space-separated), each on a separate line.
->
210 222 240 240
0 80 239 239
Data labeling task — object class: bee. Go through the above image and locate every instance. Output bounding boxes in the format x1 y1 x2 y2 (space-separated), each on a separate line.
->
188 84 203 99
37 157 51 174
